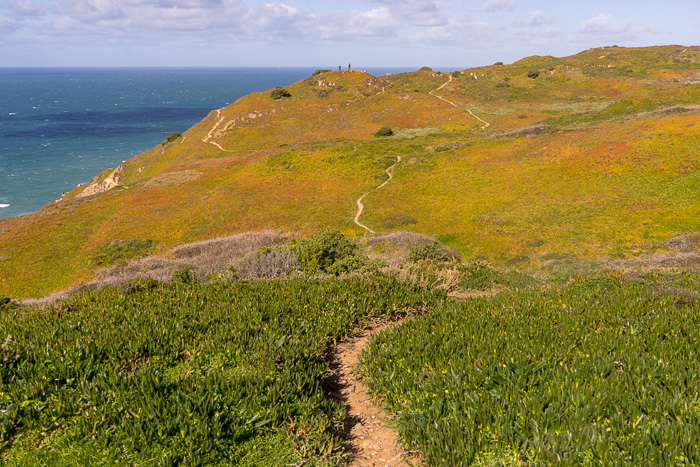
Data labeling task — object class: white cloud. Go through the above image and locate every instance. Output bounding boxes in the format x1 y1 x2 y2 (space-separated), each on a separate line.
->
579 14 629 36
0 14 21 33
8 0 46 17
409 17 491 44
479 0 516 12
239 1 307 38
527 10 551 27
53 0 125 21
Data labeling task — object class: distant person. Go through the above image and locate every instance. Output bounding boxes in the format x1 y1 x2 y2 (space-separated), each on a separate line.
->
338 65 341 71
348 63 351 70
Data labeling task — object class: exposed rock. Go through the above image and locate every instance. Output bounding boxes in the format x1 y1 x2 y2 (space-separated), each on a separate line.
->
76 164 124 199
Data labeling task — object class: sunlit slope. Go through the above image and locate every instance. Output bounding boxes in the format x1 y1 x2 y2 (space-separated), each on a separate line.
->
423 45 700 132
1 46 699 297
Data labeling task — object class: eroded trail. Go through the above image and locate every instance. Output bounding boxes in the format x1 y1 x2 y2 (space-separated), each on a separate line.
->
327 318 415 467
202 109 236 152
354 156 401 234
429 75 491 130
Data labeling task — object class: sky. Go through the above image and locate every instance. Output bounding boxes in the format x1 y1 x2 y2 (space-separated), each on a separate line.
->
0 0 698 69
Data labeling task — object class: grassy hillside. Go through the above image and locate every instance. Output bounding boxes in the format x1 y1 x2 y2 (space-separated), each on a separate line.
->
3 233 700 465
1 45 700 298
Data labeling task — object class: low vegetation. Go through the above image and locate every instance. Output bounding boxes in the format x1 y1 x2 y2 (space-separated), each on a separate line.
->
90 239 154 267
361 272 700 466
0 271 443 466
4 230 700 465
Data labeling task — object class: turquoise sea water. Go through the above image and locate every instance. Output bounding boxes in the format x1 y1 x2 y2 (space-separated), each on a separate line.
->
0 67 412 220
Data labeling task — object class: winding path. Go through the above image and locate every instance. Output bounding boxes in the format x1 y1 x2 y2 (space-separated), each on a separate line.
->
429 75 491 130
353 156 401 234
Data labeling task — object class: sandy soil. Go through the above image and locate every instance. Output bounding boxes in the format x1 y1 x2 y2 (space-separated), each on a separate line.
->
326 317 419 467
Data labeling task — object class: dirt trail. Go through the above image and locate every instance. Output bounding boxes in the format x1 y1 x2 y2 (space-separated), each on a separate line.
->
327 318 416 467
354 156 401 234
202 109 236 152
429 75 491 130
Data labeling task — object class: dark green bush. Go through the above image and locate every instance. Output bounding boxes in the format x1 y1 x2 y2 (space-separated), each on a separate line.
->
527 70 540 79
419 66 433 72
292 231 358 275
327 256 386 276
311 69 331 76
0 296 16 312
451 71 461 78
494 61 504 66
291 231 382 276
162 132 182 145
407 242 452 263
374 126 394 137
270 86 291 100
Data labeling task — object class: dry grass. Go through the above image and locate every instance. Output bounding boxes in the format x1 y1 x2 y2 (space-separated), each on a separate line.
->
608 233 700 273
20 230 288 305
233 248 299 279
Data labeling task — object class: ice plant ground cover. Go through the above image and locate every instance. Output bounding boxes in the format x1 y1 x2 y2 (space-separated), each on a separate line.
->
0 275 443 466
361 272 700 466
2 229 700 464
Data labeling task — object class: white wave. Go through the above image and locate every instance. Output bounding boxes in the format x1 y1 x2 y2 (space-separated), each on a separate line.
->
0 204 9 208
8 113 16 115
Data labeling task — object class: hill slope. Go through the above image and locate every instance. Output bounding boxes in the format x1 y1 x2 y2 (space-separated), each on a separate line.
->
1 45 700 298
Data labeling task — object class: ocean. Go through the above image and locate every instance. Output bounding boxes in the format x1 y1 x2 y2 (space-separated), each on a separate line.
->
0 67 413 220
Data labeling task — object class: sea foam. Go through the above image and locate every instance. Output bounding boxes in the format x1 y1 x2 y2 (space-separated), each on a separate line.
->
0 204 10 208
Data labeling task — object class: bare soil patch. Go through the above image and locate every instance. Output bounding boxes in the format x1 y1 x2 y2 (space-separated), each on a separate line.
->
326 316 419 467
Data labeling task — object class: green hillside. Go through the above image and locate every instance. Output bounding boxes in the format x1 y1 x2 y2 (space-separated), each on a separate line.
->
2 45 700 298
2 45 700 465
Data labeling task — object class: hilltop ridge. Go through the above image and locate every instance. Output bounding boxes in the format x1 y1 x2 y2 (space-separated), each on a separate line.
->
1 45 700 298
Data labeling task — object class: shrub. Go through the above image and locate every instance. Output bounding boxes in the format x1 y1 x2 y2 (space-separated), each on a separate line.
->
270 86 291 99
291 231 381 276
0 296 16 312
162 132 181 145
527 70 540 79
406 242 452 263
327 256 386 276
172 264 196 284
451 71 461 78
419 66 433 71
292 231 358 274
494 61 504 66
311 69 331 76
374 126 394 137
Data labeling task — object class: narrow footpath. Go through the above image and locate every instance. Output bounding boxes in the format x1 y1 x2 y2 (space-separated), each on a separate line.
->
327 318 416 467
429 75 491 130
353 156 401 234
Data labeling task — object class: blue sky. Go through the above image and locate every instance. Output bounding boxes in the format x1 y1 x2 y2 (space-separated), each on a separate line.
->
0 0 698 68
